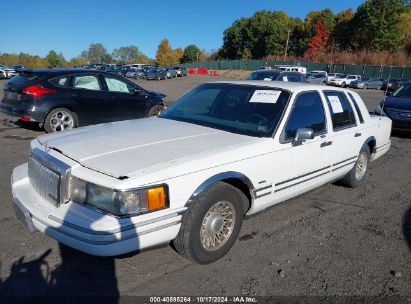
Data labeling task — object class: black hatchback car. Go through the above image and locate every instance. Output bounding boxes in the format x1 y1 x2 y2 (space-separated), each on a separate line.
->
0 69 166 132
374 80 411 131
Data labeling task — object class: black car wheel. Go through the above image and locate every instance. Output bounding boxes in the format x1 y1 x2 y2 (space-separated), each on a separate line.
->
173 182 245 264
44 108 78 133
156 75 161 81
363 84 367 90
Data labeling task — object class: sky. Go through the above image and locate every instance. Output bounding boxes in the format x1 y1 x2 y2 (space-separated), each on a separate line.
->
0 0 365 60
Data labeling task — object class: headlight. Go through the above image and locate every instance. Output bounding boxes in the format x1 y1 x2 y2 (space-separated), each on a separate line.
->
69 176 168 216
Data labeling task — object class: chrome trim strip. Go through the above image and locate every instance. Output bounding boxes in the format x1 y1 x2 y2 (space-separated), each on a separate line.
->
332 156 357 167
331 161 356 172
254 185 272 192
255 191 272 199
275 166 330 187
274 171 330 193
47 212 182 235
375 142 391 151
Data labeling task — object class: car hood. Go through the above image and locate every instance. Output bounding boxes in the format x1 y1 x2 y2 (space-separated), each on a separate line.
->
146 90 166 99
384 96 411 110
36 118 257 179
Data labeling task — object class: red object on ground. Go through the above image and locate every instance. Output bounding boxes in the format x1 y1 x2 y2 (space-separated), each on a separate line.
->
210 71 220 77
188 67 208 75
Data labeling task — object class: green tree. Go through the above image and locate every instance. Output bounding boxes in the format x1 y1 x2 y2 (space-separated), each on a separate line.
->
220 17 250 59
288 17 308 57
304 9 335 38
330 8 354 50
112 45 143 63
350 0 405 52
87 43 110 64
181 44 201 63
45 50 62 67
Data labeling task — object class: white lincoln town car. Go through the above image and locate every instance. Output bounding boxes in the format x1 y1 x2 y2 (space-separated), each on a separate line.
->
11 81 392 264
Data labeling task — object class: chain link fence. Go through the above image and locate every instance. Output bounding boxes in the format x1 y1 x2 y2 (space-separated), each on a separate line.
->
181 60 411 79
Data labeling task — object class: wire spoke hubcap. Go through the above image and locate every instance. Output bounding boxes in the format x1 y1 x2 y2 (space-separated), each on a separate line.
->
50 111 74 132
200 201 236 251
355 153 368 180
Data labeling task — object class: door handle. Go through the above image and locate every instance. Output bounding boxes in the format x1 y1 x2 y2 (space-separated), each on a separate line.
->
320 141 332 148
354 132 362 137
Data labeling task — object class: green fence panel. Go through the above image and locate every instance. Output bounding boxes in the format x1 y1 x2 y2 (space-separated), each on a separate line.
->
402 67 411 79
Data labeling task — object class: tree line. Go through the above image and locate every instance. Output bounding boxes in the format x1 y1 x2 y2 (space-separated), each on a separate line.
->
0 40 209 68
217 0 411 65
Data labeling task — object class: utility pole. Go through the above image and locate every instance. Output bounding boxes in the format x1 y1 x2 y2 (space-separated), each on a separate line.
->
284 27 291 61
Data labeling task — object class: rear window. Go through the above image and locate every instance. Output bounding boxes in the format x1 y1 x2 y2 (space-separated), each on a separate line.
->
7 74 38 85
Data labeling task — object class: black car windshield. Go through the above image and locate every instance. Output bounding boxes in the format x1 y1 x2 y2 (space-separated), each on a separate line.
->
392 83 411 98
159 83 290 137
245 71 281 80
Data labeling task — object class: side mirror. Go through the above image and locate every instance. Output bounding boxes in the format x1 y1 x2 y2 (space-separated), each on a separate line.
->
293 128 314 146
131 87 141 95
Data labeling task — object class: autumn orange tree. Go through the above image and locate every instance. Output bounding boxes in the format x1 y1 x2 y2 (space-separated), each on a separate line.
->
155 39 182 66
307 19 329 55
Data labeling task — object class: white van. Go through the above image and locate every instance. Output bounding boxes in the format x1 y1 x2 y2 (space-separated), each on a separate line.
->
276 66 307 74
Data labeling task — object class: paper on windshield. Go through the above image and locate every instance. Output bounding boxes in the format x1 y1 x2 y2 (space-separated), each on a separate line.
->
328 96 344 113
249 90 281 103
282 76 288 82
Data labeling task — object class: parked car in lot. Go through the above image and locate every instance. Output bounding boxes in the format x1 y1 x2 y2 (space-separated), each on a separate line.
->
374 80 411 131
144 68 167 80
245 70 307 82
165 67 177 78
174 66 188 77
306 73 328 85
10 81 391 263
0 69 166 133
382 78 408 91
125 68 144 79
328 74 361 88
350 77 383 90
0 66 18 79
327 73 344 84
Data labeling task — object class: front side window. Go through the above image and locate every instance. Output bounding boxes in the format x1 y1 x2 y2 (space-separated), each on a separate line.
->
160 83 290 137
104 76 134 93
72 75 101 90
282 91 326 141
245 72 280 80
324 91 356 130
393 83 411 98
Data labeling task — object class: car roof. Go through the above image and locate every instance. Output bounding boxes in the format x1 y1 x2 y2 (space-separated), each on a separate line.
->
208 80 355 93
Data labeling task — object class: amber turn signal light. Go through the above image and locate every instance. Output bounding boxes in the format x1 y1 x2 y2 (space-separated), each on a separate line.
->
147 186 166 211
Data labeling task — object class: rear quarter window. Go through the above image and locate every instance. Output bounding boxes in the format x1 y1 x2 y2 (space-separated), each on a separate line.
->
347 92 364 124
324 91 357 130
49 76 68 87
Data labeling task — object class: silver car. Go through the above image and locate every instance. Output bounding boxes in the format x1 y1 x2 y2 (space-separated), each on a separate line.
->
307 73 328 85
350 77 383 90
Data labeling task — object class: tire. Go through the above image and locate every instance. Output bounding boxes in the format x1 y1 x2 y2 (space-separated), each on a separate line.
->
173 182 246 264
342 82 346 88
341 145 370 188
363 84 367 90
147 105 164 117
44 108 78 133
377 84 382 90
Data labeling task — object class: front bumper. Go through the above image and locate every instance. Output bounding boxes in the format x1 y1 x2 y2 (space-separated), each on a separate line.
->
11 164 183 256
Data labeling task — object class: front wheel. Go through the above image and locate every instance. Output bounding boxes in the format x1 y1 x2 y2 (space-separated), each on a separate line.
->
147 105 164 117
44 108 78 133
341 146 370 188
173 182 246 264
341 82 346 88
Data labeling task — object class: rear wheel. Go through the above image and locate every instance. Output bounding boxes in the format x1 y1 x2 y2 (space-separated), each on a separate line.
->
363 84 367 90
341 146 370 188
342 82 346 88
44 108 78 133
173 182 246 264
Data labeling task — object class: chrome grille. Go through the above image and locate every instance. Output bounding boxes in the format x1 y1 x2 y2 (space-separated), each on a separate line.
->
385 108 411 121
28 148 71 206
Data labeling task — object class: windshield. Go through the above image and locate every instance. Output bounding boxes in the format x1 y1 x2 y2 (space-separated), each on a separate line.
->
245 71 281 80
392 83 411 98
159 83 290 137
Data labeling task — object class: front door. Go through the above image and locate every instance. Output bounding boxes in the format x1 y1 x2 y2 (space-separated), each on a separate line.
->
101 75 147 121
271 91 331 205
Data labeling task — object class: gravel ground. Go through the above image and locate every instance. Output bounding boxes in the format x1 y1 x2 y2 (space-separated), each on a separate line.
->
0 76 410 301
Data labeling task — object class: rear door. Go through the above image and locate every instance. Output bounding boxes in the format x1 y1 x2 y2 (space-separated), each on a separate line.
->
101 74 147 121
321 90 363 179
68 74 107 125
